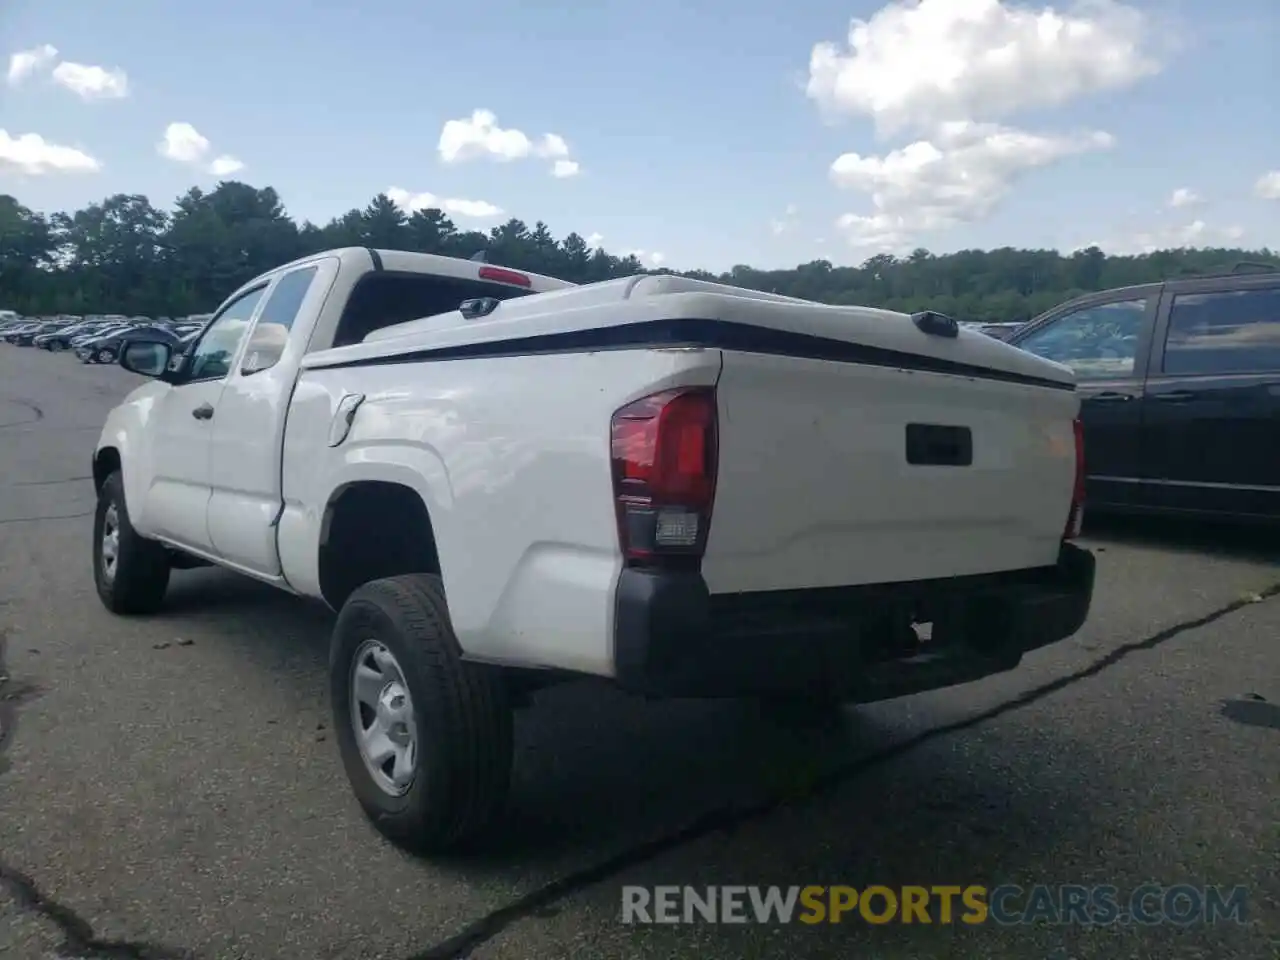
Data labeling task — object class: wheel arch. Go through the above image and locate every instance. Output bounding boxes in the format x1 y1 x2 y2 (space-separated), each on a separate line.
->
93 446 122 495
318 480 442 611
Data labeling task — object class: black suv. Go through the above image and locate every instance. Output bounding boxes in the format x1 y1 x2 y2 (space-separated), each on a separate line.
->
1008 262 1280 522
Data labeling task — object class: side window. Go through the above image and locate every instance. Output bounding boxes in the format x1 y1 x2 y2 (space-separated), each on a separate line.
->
1016 298 1148 379
241 267 318 375
1162 287 1280 375
188 286 267 382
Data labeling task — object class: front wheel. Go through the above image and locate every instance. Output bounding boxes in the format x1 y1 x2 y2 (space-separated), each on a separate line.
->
93 471 171 614
95 347 114 364
330 574 513 854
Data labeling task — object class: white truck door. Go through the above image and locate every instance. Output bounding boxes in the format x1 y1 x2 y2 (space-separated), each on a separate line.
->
143 284 269 552
206 260 335 576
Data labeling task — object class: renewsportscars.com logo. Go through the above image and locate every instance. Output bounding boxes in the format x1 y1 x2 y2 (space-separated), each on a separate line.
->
620 884 1250 926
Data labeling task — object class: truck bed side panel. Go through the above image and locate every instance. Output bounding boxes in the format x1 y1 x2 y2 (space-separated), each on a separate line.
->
702 351 1079 594
279 347 722 676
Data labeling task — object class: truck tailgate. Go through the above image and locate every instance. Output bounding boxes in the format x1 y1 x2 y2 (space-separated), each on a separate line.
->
702 350 1079 594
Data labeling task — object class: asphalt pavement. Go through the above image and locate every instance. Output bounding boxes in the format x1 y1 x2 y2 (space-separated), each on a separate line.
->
1 347 1277 960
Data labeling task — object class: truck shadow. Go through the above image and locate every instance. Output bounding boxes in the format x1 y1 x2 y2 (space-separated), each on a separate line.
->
1083 513 1277 563
156 568 1088 889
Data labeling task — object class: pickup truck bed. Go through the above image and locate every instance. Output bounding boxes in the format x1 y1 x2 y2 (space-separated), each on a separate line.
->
93 248 1094 855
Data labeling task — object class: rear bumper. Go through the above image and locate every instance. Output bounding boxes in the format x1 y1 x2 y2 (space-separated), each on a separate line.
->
613 542 1096 701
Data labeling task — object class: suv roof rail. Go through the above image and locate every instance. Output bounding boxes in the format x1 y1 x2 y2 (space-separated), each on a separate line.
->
1173 259 1280 280
1230 260 1278 274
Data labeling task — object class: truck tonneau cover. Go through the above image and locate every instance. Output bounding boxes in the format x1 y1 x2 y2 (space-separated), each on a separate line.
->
306 274 1076 391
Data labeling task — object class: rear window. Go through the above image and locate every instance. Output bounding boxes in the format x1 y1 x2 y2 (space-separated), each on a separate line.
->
332 273 536 348
1162 287 1280 375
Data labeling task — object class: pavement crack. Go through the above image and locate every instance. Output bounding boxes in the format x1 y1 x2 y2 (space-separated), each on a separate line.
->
1 633 192 959
0 397 44 430
11 475 93 486
0 859 196 959
0 628 21 775
0 510 95 525
402 579 1280 960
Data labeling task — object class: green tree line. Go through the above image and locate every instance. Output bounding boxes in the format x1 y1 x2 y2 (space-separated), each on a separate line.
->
2 182 1276 321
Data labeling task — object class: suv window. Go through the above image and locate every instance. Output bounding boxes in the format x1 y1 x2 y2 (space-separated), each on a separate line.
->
1015 298 1148 379
1162 287 1280 375
241 266 318 375
188 286 267 381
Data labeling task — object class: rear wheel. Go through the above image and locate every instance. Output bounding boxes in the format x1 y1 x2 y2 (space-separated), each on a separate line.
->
757 696 847 727
93 471 171 614
330 574 513 854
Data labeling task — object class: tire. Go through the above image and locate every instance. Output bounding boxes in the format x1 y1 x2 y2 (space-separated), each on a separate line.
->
757 696 847 728
95 348 114 364
330 574 513 854
92 471 171 614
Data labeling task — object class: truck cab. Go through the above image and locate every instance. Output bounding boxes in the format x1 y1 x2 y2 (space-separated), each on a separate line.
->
94 248 573 582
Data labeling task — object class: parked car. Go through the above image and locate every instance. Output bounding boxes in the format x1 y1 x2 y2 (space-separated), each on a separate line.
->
1008 262 1280 522
35 321 115 351
73 325 134 362
8 321 62 346
79 325 184 364
92 246 1094 854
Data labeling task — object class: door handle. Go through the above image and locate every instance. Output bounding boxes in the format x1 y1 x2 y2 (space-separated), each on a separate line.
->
1151 390 1197 403
192 403 214 420
1085 391 1134 403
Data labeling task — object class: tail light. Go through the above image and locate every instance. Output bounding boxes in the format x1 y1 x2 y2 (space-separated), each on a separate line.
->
610 387 718 566
478 266 531 288
1063 417 1085 540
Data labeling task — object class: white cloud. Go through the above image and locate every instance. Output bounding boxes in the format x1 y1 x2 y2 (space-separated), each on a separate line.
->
7 44 57 85
159 122 210 163
806 0 1163 135
1167 187 1200 209
0 129 100 175
159 123 245 175
538 133 570 159
440 110 553 163
770 203 799 235
438 110 580 176
209 155 245 176
626 249 666 268
386 186 503 220
586 232 604 248
1091 220 1247 255
1255 171 1280 201
831 120 1114 249
7 46 129 100
51 61 129 100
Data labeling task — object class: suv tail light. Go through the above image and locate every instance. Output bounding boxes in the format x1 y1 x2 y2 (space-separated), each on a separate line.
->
610 387 718 566
1063 417 1085 540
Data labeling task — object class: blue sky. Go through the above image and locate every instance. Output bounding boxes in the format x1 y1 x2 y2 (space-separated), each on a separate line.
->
2 0 1277 272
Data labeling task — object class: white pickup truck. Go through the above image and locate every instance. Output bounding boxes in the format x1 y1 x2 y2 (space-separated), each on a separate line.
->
93 246 1095 853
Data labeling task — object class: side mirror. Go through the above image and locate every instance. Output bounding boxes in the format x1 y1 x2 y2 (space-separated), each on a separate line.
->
120 340 174 378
